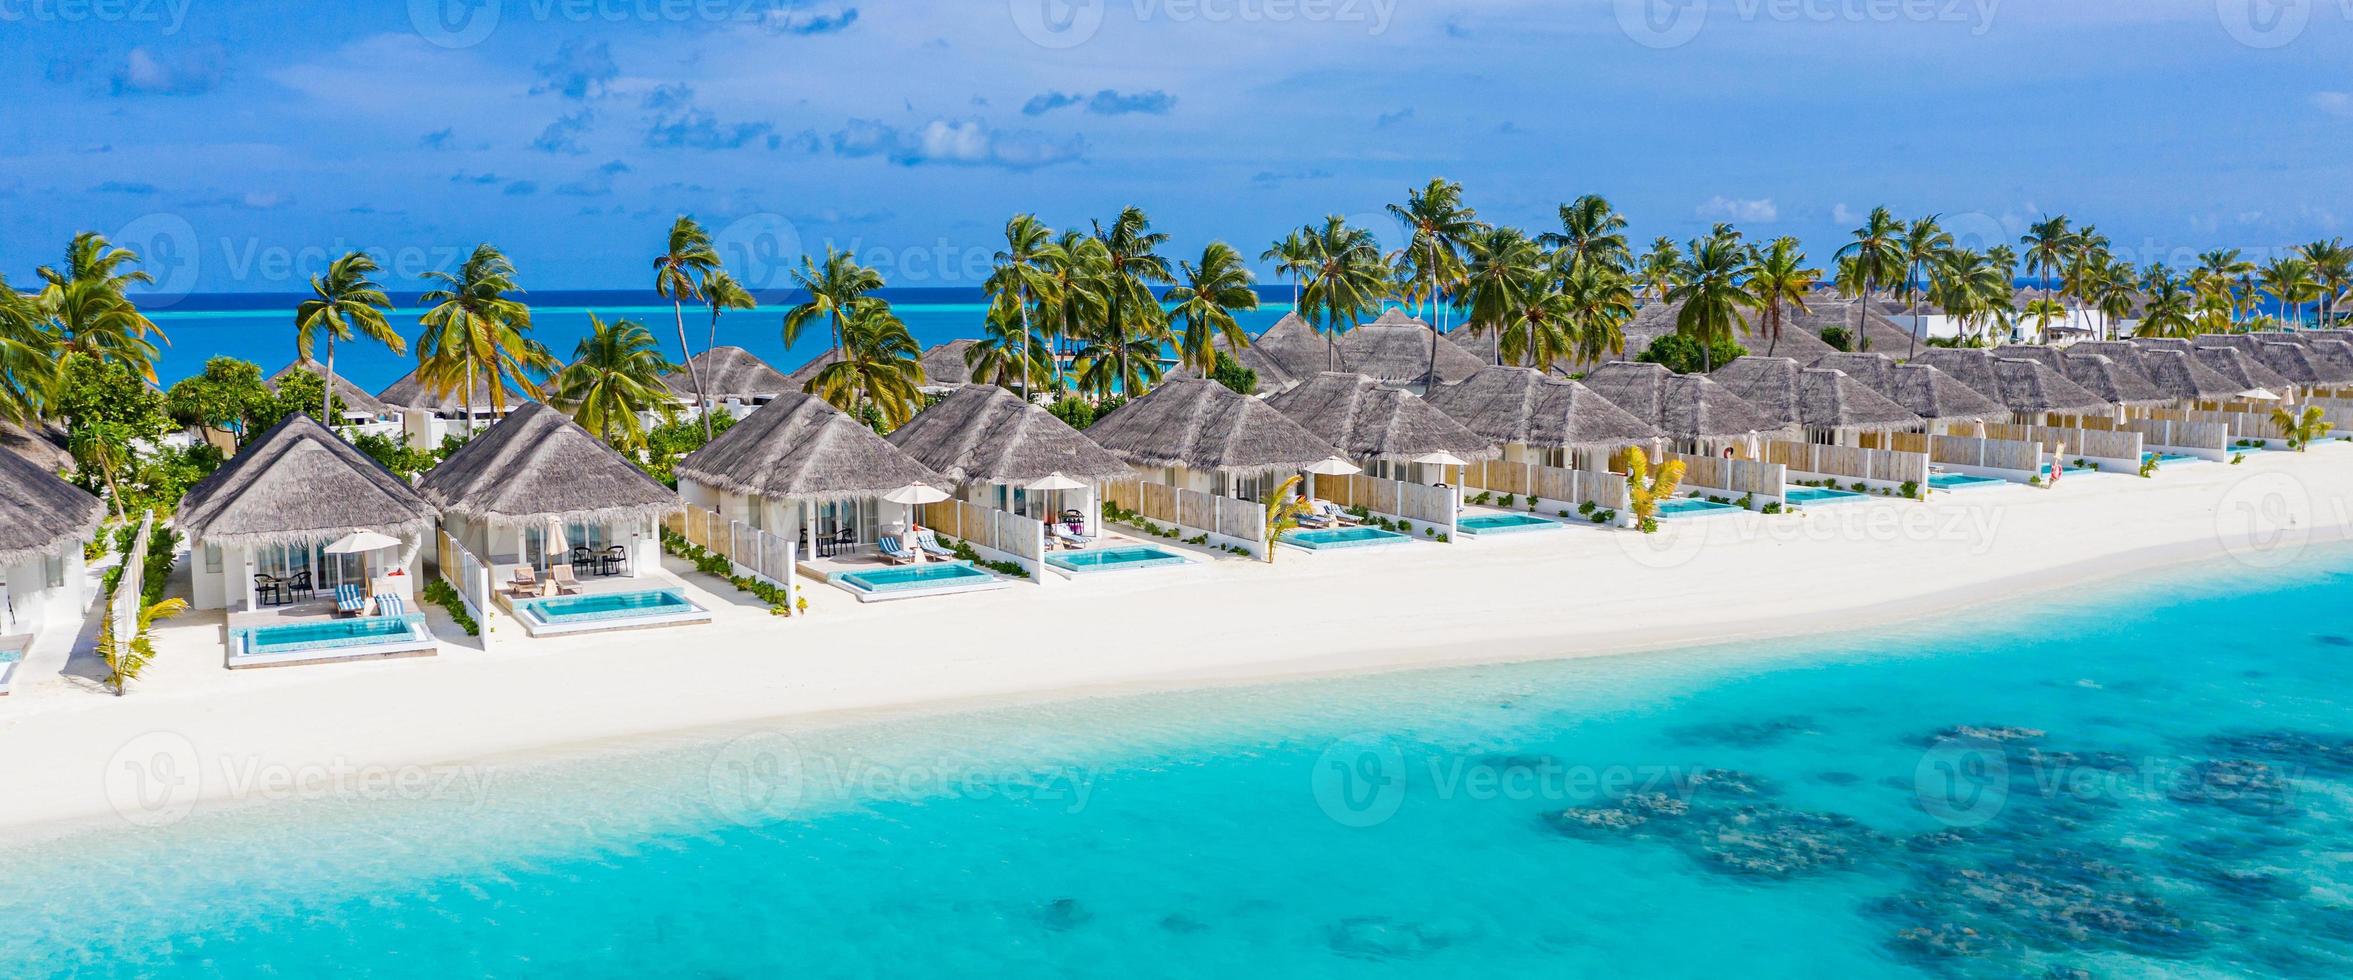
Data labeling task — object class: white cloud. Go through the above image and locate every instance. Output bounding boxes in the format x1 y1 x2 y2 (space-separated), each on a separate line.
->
2313 92 2353 119
1831 203 1859 225
1697 196 1777 223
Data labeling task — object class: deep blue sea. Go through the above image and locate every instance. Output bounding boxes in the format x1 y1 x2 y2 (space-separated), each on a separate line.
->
6 548 2353 976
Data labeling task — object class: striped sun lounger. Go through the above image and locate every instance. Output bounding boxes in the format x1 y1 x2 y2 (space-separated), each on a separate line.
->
334 584 367 615
376 593 405 617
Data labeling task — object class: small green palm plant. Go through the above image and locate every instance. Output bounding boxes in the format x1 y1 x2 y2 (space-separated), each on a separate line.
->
99 594 187 696
1263 474 1313 563
2273 404 2330 451
1625 446 1687 534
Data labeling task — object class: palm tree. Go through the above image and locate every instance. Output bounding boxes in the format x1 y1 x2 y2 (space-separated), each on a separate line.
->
36 232 166 384
2023 298 2069 342
0 275 60 424
1539 194 1632 273
701 268 757 354
1039 232 1108 394
965 310 1052 390
551 315 675 448
1260 229 1315 308
2138 276 2196 340
2091 258 2140 340
1090 206 1175 400
1261 473 1311 564
783 245 886 378
984 214 1060 402
2060 225 2114 337
2197 249 2255 326
808 299 926 427
1623 445 1685 534
1666 235 1753 372
1387 178 1482 382
2020 215 2075 297
2298 239 2351 327
67 419 133 521
1743 236 1819 356
2260 258 2322 329
417 243 551 426
1636 237 1684 304
1836 208 1906 355
295 251 401 424
2274 404 2330 450
97 593 186 696
1932 249 2010 343
1295 216 1394 373
652 216 721 439
1560 260 1637 368
1897 216 1953 357
1458 227 1543 365
1166 242 1259 376
1073 324 1166 401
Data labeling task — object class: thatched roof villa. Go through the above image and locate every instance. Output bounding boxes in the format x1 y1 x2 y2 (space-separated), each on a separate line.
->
1263 372 1498 466
886 384 1133 528
1242 310 1487 391
1808 353 2008 425
664 346 792 417
0 445 105 641
1422 365 1660 468
1994 346 2170 408
677 391 948 557
419 402 680 578
1579 361 1792 447
1709 357 1923 437
270 358 398 425
1909 348 2114 420
1085 376 1341 499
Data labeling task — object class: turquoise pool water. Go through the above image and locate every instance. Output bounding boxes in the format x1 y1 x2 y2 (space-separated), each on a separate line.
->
1047 545 1190 573
1927 472 2006 490
2144 452 2200 466
232 613 427 654
1457 513 1561 535
1656 497 1742 517
1283 526 1413 549
835 561 996 593
12 552 2353 976
1786 486 1869 506
520 589 696 625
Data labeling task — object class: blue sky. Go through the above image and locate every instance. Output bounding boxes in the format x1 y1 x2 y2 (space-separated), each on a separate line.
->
3 0 2349 298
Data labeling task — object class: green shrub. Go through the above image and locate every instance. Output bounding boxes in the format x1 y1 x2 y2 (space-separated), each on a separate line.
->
1899 480 1919 499
1760 502 1783 515
1576 500 1597 516
421 579 480 636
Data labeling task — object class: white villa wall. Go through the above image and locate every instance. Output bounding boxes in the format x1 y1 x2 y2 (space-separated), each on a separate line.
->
1 551 90 639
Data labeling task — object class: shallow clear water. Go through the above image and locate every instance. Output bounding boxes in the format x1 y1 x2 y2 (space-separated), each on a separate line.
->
9 551 2353 977
1927 472 2006 490
1285 526 1413 549
1658 497 1742 516
235 614 417 652
1786 486 1869 505
837 561 994 591
524 589 693 623
1458 513 1559 533
1047 545 1188 570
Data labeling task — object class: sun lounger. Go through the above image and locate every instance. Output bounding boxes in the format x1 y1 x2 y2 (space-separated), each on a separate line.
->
334 583 367 617
1053 525 1094 548
547 565 583 595
914 530 956 559
508 566 538 598
877 534 919 564
375 593 406 617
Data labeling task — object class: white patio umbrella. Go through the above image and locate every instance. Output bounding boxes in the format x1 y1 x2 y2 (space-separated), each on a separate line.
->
542 516 569 572
1027 472 1090 530
322 529 401 592
880 483 950 563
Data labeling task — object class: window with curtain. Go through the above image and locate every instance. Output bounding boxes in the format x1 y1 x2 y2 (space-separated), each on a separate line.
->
44 555 66 589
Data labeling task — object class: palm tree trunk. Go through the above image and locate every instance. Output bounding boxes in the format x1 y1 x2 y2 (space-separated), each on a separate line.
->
1425 245 1442 381
1907 273 1920 358
323 335 337 424
1017 289 1032 403
672 300 712 441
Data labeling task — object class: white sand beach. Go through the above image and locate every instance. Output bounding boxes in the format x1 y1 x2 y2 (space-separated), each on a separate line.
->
4 448 2348 834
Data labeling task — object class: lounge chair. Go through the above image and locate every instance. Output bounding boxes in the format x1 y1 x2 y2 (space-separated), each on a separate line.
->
508 566 539 598
913 530 956 559
375 593 406 618
877 534 919 565
1053 525 1095 548
334 583 367 617
547 565 583 595
1314 500 1359 526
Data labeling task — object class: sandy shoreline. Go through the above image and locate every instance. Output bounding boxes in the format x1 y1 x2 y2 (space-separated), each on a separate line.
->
4 448 2349 835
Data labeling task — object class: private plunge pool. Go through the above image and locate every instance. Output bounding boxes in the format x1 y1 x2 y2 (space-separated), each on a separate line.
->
228 613 438 669
514 588 713 636
1655 497 1744 518
830 561 1010 602
1457 512 1563 536
1783 485 1870 507
1046 544 1193 574
1926 471 2007 491
1280 526 1414 551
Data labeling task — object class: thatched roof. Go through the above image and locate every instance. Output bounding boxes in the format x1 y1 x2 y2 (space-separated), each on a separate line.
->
0 420 73 474
0 442 103 567
2254 341 2351 387
918 340 978 389
1245 310 1487 388
375 368 523 415
2189 345 2294 394
1422 365 1661 450
1262 372 1500 462
1566 297 1905 372
2296 337 2353 384
2074 341 2249 401
1809 353 2008 423
1084 376 1341 476
418 402 679 527
885 384 1132 485
1580 361 1792 439
780 349 842 390
676 391 947 503
663 346 790 402
1995 346 2170 406
1710 357 1923 432
176 414 437 549
1174 332 1297 394
1910 348 2113 416
270 358 396 419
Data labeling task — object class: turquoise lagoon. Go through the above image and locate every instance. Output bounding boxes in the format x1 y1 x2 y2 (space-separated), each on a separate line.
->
8 551 2353 977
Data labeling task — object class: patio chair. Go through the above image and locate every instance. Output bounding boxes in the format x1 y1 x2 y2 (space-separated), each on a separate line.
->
913 530 956 559
599 544 628 576
1053 525 1095 549
876 534 919 565
508 566 539 598
570 546 594 573
253 573 284 607
547 565 583 595
287 569 316 601
334 583 367 618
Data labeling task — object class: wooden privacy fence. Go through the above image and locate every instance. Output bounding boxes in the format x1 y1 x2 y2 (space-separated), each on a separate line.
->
1671 453 1785 501
1315 473 1458 533
1764 441 1928 487
2146 407 2276 443
1102 479 1270 558
1874 432 2044 475
1463 460 1633 512
920 498 1045 577
107 510 157 657
2123 418 2228 454
1984 423 2142 468
665 505 799 591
